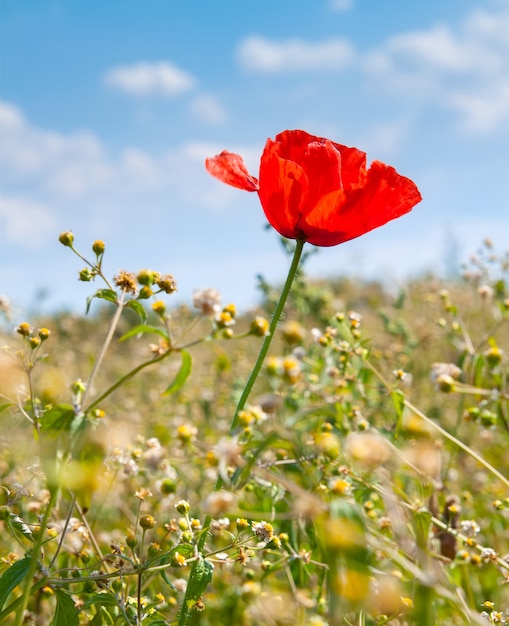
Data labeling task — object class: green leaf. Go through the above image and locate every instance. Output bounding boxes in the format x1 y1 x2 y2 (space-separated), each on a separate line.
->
162 351 192 396
41 405 76 432
86 289 118 314
5 513 33 545
185 556 214 609
51 589 79 626
119 324 169 342
0 557 31 610
125 299 148 323
83 593 119 609
391 389 405 439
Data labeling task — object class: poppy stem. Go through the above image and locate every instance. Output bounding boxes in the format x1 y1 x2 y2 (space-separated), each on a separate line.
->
176 239 305 626
230 238 306 433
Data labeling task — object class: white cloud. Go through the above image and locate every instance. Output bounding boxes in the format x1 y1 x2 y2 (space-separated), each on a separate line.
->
329 0 354 11
0 195 57 246
188 93 227 125
103 61 197 97
363 5 509 134
0 99 249 218
237 35 354 73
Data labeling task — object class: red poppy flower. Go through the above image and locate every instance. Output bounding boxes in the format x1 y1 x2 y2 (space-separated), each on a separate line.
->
205 129 422 247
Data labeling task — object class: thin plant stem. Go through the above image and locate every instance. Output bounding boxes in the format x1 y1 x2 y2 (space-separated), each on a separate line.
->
362 357 509 491
230 238 306 433
81 291 126 411
177 239 306 626
15 485 59 626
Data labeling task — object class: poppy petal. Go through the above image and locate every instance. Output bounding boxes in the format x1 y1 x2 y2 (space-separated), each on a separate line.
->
331 142 367 190
306 161 421 246
205 151 259 192
259 139 309 240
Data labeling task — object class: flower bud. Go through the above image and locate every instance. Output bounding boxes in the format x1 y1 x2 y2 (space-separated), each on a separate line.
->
29 336 41 349
59 231 74 247
485 346 503 367
92 240 105 255
38 328 51 341
79 268 93 282
151 300 166 316
138 286 153 300
137 269 157 287
139 515 156 530
249 317 269 337
175 500 190 515
160 479 177 494
71 379 86 394
16 322 32 337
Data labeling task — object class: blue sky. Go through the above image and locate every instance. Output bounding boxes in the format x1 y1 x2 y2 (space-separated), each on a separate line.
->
1 0 509 316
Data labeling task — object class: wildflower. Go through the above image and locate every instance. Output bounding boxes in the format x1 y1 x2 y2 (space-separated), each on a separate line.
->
173 552 187 567
348 310 362 328
282 356 301 383
210 518 231 534
206 129 421 247
485 346 503 367
481 547 497 562
236 518 249 531
345 431 391 469
16 322 32 337
249 316 270 336
193 287 221 316
151 300 166 316
216 309 235 328
134 488 152 501
114 270 138 295
204 491 235 516
460 520 481 537
478 284 494 299
281 320 306 345
234 546 250 566
156 274 178 294
430 362 462 383
175 500 190 515
252 521 274 543
176 423 197 444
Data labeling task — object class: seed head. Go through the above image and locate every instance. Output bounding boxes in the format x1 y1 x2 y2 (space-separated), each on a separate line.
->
114 271 138 295
156 274 178 294
192 287 221 316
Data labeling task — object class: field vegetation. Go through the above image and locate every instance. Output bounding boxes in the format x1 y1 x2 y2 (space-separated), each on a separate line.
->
1 236 509 625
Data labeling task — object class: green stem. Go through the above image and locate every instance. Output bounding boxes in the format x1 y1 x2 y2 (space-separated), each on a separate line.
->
177 239 305 626
230 239 305 433
81 291 126 411
85 349 173 414
15 485 59 626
